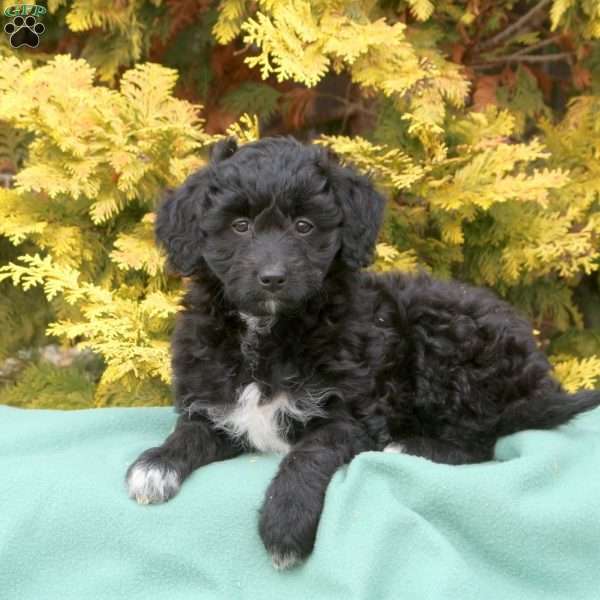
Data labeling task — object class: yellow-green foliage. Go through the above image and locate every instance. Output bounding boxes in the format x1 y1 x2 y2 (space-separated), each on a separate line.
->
0 361 96 410
552 355 600 393
1 0 600 408
0 56 216 406
321 107 596 288
216 0 468 153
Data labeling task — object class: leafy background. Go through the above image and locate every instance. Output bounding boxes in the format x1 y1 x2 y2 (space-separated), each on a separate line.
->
0 0 599 409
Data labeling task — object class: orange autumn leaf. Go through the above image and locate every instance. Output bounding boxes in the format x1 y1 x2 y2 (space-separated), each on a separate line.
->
472 75 498 110
573 64 592 90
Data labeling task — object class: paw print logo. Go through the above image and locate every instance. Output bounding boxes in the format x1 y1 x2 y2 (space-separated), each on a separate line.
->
4 15 45 48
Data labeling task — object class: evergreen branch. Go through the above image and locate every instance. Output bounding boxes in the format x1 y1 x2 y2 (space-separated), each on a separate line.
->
478 0 553 50
340 80 355 133
511 35 561 56
472 52 572 70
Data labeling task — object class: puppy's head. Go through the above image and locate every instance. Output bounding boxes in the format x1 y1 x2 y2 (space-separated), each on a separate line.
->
156 136 385 316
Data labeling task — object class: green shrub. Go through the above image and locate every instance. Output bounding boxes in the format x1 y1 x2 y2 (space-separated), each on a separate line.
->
0 1 599 407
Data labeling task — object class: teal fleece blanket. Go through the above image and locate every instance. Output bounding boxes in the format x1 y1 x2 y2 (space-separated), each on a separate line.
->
1 405 599 600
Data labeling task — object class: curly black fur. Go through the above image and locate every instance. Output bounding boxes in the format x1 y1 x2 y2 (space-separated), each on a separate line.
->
126 136 600 569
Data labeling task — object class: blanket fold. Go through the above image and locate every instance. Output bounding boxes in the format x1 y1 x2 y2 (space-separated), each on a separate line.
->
1 405 599 600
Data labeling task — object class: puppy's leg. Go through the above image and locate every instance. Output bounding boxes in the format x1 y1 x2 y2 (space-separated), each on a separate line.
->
259 419 373 569
126 414 240 504
384 436 491 465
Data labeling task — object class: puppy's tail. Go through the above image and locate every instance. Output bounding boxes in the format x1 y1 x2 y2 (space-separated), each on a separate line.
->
497 389 600 437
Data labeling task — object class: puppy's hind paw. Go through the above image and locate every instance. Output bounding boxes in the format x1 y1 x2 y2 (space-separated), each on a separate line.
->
383 442 406 454
125 450 181 505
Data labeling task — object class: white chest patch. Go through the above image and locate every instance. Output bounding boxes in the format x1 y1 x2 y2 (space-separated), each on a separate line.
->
209 383 323 454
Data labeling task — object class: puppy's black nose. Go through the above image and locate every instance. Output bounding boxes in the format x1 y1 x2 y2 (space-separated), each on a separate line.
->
258 266 287 291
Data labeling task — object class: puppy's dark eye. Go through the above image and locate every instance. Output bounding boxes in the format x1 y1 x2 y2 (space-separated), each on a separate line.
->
295 219 314 235
232 219 250 233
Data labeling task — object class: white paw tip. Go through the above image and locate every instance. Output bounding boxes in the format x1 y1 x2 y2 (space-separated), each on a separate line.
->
126 463 180 505
271 552 302 571
383 442 406 454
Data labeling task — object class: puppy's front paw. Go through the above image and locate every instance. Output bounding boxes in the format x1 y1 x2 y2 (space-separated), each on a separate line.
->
259 488 321 570
270 550 303 571
125 448 181 505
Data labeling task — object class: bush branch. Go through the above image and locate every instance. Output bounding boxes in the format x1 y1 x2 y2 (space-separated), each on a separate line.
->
472 51 573 70
478 0 553 50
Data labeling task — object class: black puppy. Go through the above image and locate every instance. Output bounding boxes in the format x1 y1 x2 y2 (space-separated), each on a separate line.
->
126 136 600 569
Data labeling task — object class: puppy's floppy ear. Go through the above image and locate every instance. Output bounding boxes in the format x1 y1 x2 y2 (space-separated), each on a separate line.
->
326 156 386 270
155 137 239 276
